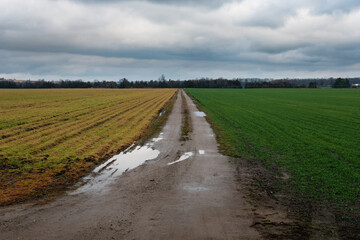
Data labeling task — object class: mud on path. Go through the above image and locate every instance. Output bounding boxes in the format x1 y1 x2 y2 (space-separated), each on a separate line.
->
0 90 262 240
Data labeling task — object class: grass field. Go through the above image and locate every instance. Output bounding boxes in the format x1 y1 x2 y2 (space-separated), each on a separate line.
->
186 88 360 203
0 89 176 205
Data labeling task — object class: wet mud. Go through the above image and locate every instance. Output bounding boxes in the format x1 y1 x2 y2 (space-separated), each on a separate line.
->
71 136 162 195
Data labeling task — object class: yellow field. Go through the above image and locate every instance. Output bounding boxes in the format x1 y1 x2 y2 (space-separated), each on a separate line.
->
0 89 177 205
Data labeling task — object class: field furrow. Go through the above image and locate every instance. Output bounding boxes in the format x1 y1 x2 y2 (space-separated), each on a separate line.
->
0 89 177 205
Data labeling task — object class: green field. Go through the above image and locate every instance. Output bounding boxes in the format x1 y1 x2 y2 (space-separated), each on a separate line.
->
186 88 360 203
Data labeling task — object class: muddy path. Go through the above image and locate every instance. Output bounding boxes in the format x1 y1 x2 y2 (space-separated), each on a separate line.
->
0 90 261 240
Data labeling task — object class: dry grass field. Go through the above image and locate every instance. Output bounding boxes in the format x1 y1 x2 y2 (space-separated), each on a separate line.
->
0 89 176 205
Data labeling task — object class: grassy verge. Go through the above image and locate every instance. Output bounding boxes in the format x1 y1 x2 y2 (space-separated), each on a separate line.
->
139 90 178 145
180 90 192 141
186 88 360 239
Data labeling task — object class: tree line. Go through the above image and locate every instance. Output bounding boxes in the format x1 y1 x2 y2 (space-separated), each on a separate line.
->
0 77 358 89
0 78 242 89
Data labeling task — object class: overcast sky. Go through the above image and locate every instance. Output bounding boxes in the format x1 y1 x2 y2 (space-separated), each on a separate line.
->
1 0 360 81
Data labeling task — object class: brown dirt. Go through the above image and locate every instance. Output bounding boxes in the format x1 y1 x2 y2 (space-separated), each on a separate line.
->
233 154 360 240
0 90 299 240
234 157 311 240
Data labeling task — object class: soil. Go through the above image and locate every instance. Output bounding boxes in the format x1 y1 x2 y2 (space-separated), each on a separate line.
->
0 90 303 240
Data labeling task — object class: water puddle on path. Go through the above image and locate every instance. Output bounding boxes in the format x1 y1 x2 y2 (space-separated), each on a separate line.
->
168 152 194 165
71 135 163 195
194 111 206 117
151 132 164 143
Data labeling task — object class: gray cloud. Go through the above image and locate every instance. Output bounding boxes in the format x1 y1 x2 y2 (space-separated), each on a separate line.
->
1 0 360 80
71 0 230 7
310 0 360 13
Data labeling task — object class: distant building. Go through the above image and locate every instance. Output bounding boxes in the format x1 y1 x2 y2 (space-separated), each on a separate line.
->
352 83 360 88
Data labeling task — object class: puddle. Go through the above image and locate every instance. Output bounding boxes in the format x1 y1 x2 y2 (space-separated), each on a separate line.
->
151 132 164 143
167 152 194 165
194 111 206 117
198 150 205 155
71 136 162 195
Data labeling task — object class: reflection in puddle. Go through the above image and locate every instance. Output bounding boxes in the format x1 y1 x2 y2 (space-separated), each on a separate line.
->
71 135 163 195
198 150 205 155
168 152 194 165
151 132 164 143
194 111 206 117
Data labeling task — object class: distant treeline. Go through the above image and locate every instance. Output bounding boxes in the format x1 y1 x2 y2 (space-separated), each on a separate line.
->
0 77 359 89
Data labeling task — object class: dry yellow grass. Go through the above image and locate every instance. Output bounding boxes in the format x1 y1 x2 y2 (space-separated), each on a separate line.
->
0 89 177 205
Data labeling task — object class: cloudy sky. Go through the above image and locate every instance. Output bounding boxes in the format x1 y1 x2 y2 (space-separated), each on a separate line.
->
1 0 360 81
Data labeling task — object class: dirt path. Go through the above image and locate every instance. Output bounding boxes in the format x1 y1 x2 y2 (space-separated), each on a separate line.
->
0 90 261 240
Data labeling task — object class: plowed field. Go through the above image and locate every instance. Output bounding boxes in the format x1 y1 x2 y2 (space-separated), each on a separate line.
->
0 89 176 205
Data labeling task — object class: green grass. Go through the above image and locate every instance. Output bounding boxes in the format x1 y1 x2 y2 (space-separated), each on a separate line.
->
186 88 360 203
180 91 192 141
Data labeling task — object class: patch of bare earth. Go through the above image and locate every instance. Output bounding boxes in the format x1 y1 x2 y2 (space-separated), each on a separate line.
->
234 157 360 240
